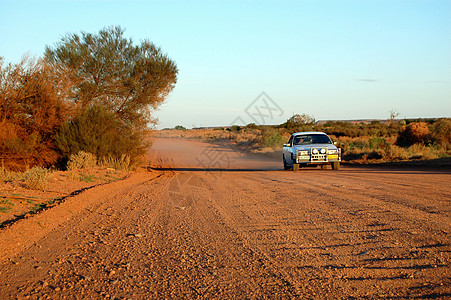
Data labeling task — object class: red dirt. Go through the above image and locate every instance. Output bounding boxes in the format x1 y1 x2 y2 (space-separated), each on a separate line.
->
0 168 129 226
0 138 450 299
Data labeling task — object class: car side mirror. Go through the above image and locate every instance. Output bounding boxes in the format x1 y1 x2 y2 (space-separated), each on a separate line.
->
283 144 288 147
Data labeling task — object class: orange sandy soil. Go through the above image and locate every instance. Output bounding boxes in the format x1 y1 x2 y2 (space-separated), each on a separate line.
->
0 138 449 299
0 169 129 227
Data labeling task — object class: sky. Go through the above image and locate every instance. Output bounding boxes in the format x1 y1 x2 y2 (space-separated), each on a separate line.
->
1 0 450 129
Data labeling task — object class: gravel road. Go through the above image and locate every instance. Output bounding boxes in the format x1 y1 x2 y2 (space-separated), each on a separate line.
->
0 138 450 299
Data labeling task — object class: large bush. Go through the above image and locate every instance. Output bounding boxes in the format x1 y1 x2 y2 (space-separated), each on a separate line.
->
396 122 431 146
430 118 451 145
260 128 285 148
0 58 73 170
56 106 146 168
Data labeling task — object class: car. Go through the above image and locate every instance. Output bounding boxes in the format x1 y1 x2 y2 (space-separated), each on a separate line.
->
282 132 342 171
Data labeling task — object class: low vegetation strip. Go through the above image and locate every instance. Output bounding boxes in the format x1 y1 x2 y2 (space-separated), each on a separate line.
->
155 116 451 166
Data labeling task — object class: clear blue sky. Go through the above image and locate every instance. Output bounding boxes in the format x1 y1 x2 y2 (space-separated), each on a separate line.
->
1 0 450 128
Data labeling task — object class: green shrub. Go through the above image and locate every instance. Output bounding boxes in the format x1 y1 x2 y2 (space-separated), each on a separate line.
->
368 137 388 149
261 129 285 148
245 123 258 130
56 105 146 168
229 125 241 132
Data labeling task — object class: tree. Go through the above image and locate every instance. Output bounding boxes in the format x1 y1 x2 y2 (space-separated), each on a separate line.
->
55 105 146 166
288 114 315 125
283 113 315 131
388 109 400 124
174 125 187 130
0 57 73 170
44 26 178 129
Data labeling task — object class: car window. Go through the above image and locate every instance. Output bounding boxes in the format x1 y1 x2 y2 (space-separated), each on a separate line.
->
287 136 293 146
294 134 332 145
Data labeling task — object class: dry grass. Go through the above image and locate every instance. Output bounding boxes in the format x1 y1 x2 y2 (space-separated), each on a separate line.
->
2 162 50 190
23 167 50 190
98 154 132 171
67 151 133 171
155 127 450 164
67 151 98 170
0 166 17 182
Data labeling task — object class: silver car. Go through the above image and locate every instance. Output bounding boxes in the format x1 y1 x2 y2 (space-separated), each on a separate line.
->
282 132 342 171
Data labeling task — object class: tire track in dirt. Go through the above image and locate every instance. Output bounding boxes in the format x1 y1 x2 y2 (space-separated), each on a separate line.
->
249 170 450 232
176 163 450 298
0 138 449 299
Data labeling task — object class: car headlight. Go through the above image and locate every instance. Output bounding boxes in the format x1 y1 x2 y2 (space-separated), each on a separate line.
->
328 149 338 154
320 148 326 154
299 150 308 155
312 148 319 154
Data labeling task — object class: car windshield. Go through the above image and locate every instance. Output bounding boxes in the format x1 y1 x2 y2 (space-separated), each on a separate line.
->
293 134 332 145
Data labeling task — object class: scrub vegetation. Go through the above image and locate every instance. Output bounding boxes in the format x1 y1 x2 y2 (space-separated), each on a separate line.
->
0 26 177 172
158 114 451 163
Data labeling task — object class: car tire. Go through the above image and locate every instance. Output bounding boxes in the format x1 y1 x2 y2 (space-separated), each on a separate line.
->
283 156 290 170
292 163 300 171
332 161 340 170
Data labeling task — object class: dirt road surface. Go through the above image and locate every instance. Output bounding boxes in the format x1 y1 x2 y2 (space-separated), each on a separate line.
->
1 138 450 299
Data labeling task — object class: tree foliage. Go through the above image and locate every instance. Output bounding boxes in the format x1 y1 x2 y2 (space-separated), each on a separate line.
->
174 125 187 130
285 113 314 127
0 27 177 170
55 105 146 166
0 57 73 170
282 113 315 132
45 26 178 128
289 113 315 125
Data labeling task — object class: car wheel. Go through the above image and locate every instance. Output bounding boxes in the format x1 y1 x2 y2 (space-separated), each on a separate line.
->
292 163 300 171
283 156 290 170
332 162 340 170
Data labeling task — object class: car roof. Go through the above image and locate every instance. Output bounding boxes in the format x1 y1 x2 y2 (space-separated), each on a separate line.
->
292 131 328 136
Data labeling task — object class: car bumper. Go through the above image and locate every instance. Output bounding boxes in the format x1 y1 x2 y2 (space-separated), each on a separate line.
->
294 151 341 164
